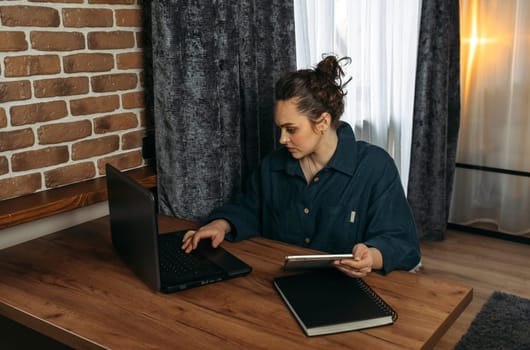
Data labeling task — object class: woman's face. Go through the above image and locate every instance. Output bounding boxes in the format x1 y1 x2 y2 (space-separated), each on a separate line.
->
274 99 322 159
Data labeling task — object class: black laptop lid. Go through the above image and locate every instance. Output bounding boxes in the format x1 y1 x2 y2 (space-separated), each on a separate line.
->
106 164 162 291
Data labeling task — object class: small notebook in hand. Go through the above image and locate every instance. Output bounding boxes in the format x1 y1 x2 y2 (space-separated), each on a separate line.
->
273 269 397 336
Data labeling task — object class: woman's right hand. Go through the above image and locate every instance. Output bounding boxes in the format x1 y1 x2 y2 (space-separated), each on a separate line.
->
181 219 231 253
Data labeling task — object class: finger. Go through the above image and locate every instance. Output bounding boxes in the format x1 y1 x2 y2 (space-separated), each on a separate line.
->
211 234 223 248
181 231 195 250
183 233 200 253
352 251 362 261
191 231 206 250
183 240 193 253
181 237 191 250
181 239 189 250
182 230 196 242
335 264 366 278
335 258 364 270
350 267 370 277
336 261 371 274
352 245 368 261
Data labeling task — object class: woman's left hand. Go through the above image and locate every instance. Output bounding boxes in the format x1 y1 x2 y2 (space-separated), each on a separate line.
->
333 243 382 278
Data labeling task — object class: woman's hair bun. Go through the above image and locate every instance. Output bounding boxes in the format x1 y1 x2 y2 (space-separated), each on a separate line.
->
274 54 352 126
315 55 351 95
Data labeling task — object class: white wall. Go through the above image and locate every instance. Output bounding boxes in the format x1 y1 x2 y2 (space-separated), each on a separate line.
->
0 202 109 249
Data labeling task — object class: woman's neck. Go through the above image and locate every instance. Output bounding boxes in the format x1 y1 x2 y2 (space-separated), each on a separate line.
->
301 129 338 182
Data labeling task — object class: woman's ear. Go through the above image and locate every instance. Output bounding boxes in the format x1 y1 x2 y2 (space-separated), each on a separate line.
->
318 112 332 131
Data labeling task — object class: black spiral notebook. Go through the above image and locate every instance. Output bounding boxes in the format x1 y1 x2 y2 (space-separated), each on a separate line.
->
273 269 397 336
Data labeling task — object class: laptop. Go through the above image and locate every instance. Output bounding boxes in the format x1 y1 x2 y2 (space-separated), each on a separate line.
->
105 164 252 293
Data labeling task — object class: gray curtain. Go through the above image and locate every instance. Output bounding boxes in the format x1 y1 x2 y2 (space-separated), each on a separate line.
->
148 1 296 220
407 0 461 241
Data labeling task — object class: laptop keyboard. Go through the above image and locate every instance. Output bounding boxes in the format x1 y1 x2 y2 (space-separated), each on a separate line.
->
158 233 224 281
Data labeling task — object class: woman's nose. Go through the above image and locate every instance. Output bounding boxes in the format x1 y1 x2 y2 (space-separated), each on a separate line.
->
279 131 289 144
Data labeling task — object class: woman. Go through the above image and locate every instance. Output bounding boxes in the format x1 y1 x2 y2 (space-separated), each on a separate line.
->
182 55 421 277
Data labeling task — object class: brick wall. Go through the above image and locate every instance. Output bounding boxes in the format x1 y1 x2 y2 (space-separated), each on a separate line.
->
0 0 147 201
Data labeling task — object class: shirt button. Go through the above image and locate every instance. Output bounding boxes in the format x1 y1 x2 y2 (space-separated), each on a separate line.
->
313 177 320 182
304 237 311 244
303 208 310 214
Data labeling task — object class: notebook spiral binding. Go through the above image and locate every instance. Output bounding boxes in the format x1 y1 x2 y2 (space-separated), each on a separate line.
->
356 278 398 321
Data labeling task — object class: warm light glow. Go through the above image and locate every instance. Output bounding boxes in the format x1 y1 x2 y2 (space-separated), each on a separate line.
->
461 37 497 45
461 0 498 101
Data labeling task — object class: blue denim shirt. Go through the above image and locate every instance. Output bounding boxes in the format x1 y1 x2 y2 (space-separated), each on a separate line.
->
207 122 421 273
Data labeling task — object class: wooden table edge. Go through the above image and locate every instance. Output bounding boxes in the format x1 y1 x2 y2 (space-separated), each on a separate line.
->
0 300 107 350
422 286 473 349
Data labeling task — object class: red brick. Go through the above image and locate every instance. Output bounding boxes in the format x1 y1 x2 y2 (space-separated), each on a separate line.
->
72 135 119 160
10 101 68 126
94 112 138 133
0 80 31 103
11 146 69 171
0 156 8 175
0 173 42 200
4 55 61 77
63 53 114 73
62 8 113 27
115 9 142 27
91 73 138 93
38 120 92 144
28 0 83 3
135 31 142 48
34 76 89 98
0 129 35 151
139 110 146 127
122 129 144 150
70 95 120 116
122 91 144 109
117 52 143 69
0 6 60 27
88 0 135 4
87 31 134 50
0 31 28 51
0 108 6 128
31 31 85 51
44 162 96 188
97 150 143 174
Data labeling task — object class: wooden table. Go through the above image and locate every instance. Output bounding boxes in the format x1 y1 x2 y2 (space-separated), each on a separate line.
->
0 215 472 350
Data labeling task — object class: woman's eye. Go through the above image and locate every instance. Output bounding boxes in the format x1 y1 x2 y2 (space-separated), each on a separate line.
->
286 127 296 134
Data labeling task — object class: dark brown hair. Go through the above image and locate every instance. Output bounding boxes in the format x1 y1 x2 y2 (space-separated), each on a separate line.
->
274 55 351 128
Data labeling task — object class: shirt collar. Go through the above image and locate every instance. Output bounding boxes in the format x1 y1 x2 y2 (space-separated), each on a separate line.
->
326 122 358 176
272 122 358 177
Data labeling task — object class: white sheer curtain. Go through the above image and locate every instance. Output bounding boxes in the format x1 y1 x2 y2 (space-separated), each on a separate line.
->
450 0 530 235
294 0 422 192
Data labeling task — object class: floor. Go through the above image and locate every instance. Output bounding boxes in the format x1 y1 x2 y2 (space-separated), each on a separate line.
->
419 229 530 349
